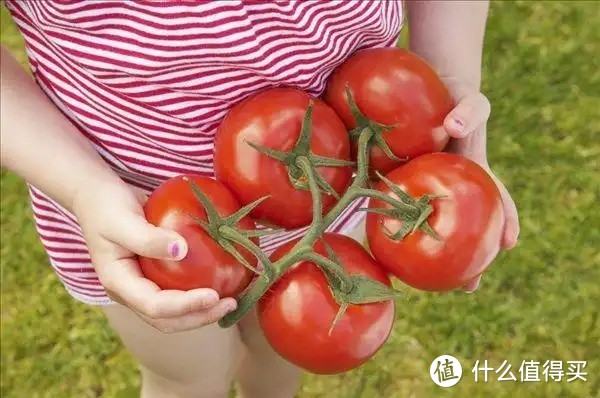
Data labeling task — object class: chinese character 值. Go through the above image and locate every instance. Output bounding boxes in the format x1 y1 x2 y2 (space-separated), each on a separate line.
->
434 358 459 384
519 360 540 382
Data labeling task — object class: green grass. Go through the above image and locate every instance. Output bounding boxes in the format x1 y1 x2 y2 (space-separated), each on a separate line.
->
1 1 599 397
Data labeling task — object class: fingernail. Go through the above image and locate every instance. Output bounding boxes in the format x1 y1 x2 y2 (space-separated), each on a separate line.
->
448 117 466 136
463 276 481 293
169 240 186 260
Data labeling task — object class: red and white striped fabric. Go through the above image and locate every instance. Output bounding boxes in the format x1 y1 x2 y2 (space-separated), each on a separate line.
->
6 0 403 305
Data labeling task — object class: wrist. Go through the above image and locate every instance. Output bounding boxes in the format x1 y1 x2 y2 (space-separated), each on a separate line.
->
441 77 482 103
71 172 126 217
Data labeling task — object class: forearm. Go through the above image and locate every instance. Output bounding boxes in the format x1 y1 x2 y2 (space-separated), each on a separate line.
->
406 0 489 92
0 46 122 212
406 0 490 162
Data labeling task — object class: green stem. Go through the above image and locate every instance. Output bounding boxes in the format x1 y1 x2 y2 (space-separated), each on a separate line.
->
217 238 261 275
219 244 311 328
219 128 376 328
304 252 353 294
221 272 271 327
344 85 401 162
354 127 374 185
219 225 275 278
295 156 323 244
355 188 420 216
320 128 374 229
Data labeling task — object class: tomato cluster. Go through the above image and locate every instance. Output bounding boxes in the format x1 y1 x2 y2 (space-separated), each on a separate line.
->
138 48 504 375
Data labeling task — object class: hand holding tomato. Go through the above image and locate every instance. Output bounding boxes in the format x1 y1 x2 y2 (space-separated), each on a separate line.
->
126 49 518 373
72 179 238 334
139 175 257 299
441 80 520 291
366 153 506 292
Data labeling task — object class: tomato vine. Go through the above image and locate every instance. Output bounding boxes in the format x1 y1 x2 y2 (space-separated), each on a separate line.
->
197 89 411 329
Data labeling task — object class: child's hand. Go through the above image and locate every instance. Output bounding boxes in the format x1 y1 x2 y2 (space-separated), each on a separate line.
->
442 80 520 292
72 180 237 333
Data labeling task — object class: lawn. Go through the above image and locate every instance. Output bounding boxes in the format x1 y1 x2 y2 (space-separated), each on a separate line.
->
1 1 599 397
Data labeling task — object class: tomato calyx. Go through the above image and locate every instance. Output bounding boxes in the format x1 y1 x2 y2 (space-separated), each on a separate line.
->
306 241 400 335
185 178 279 276
246 101 355 199
359 171 445 241
344 85 407 164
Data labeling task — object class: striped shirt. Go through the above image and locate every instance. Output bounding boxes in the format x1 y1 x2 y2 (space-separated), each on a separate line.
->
5 0 403 305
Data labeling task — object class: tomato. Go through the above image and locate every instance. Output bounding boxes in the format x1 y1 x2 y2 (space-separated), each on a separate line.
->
213 88 352 229
366 153 504 291
139 175 256 298
258 233 395 374
324 47 453 176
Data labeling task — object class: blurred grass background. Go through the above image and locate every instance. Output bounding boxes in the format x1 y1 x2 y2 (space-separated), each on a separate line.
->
1 1 599 397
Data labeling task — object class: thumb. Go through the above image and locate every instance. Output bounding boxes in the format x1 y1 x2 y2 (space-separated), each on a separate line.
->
107 213 188 261
462 274 482 293
444 92 491 138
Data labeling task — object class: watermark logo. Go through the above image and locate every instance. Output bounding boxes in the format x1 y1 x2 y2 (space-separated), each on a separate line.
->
429 356 587 386
430 355 463 387
472 359 588 383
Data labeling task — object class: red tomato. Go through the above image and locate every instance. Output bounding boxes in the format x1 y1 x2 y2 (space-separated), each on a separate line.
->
213 88 352 229
324 47 453 175
139 175 256 298
258 233 395 374
366 153 504 291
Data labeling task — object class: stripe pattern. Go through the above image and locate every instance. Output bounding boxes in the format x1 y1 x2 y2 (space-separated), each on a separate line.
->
6 0 403 304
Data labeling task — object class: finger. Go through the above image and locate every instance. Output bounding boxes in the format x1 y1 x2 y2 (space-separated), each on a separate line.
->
444 92 491 138
500 197 520 249
106 212 188 261
146 289 223 318
502 216 520 249
142 298 238 334
99 258 221 319
494 179 520 250
462 275 482 293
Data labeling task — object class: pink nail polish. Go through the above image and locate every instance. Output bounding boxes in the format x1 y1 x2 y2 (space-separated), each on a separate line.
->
451 117 465 135
169 242 180 259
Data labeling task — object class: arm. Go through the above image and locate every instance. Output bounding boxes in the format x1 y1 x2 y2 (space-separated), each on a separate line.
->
1 45 122 212
405 1 519 290
406 0 490 162
1 45 234 331
406 0 488 91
